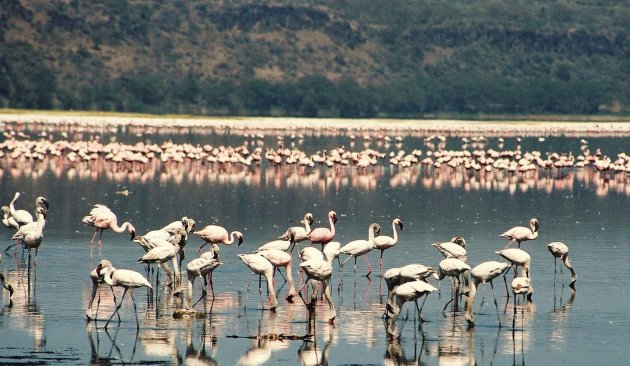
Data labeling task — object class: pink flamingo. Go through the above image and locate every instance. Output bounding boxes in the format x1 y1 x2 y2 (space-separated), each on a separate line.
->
82 204 136 250
256 249 297 303
194 225 243 253
306 211 337 249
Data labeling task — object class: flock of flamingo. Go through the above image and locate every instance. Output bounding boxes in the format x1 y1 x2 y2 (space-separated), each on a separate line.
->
1 189 577 340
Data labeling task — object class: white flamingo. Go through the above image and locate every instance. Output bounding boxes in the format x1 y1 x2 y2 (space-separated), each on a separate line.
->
256 249 297 303
386 280 437 338
2 206 20 230
8 192 33 228
547 241 577 289
254 239 293 253
12 206 46 265
82 204 136 248
464 261 511 327
373 218 403 272
339 223 380 276
278 213 314 252
500 218 539 249
432 258 471 311
298 258 336 324
186 253 222 309
238 254 278 311
96 259 152 330
86 260 118 321
138 237 182 290
0 272 14 299
432 241 467 260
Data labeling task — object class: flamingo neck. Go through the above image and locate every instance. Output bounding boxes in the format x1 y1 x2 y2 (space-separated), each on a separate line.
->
328 215 336 236
111 221 130 233
391 221 399 242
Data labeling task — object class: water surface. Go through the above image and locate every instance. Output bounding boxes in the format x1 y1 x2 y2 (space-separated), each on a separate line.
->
0 129 629 365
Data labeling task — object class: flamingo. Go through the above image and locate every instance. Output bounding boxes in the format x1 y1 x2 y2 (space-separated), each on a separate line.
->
298 258 336 324
464 261 511 327
238 253 278 311
322 241 341 266
8 192 33 228
500 218 539 249
135 227 188 281
12 206 46 266
386 280 437 338
383 264 436 318
186 253 222 309
306 211 337 249
256 249 297 302
339 223 380 276
432 240 467 260
2 206 20 230
511 276 533 330
496 248 532 297
299 246 324 262
278 212 314 252
86 260 118 321
432 258 471 311
254 238 293 253
195 225 243 253
373 218 403 272
96 259 152 330
82 204 136 248
547 242 577 289
138 236 182 290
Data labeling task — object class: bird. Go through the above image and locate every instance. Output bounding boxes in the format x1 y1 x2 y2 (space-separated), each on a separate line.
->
547 242 577 289
373 218 403 272
298 258 336 324
8 192 34 228
432 240 467 260
299 246 324 262
256 249 297 303
464 261 511 327
195 225 243 253
339 223 380 276
306 211 337 249
12 206 47 266
278 212 314 252
161 216 196 234
500 218 539 249
510 276 533 330
254 238 293 253
1 206 20 230
496 248 532 297
82 204 136 249
383 264 436 318
137 233 182 291
186 252 222 309
432 258 471 311
386 280 437 338
238 253 278 311
96 259 152 330
86 260 118 321
0 272 14 299
322 241 341 266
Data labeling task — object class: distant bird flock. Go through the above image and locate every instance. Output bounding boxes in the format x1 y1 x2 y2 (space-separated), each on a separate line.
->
0 189 578 340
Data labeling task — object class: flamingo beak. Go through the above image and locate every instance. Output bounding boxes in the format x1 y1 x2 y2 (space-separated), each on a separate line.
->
130 230 136 241
398 221 404 231
8 285 14 298
238 236 243 246
332 215 337 224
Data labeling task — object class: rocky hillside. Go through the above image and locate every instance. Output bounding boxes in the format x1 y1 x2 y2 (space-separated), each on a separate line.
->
1 0 628 117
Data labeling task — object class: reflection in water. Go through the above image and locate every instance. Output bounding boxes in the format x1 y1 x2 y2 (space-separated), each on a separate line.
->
550 286 576 351
3 267 46 350
433 315 475 366
178 319 219 366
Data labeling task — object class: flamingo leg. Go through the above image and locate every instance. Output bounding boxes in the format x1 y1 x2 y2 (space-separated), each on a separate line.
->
503 271 510 298
129 290 140 330
379 250 384 274
363 255 372 277
341 255 353 268
502 239 515 250
105 288 128 329
490 281 501 327
258 275 265 310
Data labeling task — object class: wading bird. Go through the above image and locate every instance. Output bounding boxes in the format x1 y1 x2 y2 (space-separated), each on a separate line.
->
306 211 337 249
186 253 222 309
500 218 539 249
299 258 336 324
195 225 243 253
278 213 314 252
433 258 471 311
373 218 403 272
238 253 278 311
386 280 437 338
339 223 380 277
82 204 136 249
96 259 152 330
464 261 511 327
86 260 118 321
547 241 577 289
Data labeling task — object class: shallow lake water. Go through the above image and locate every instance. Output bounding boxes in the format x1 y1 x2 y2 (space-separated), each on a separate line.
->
1 127 629 365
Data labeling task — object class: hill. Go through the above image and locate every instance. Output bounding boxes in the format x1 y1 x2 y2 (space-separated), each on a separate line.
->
1 0 629 117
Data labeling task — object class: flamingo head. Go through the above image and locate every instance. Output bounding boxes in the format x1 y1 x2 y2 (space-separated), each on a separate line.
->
451 236 466 247
0 273 12 297
236 232 244 246
304 213 314 226
395 218 403 231
1 206 9 216
128 225 136 240
36 196 49 210
95 259 112 277
329 211 337 224
531 218 539 232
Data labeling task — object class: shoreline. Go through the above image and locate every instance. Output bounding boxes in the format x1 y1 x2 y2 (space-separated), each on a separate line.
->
1 111 630 137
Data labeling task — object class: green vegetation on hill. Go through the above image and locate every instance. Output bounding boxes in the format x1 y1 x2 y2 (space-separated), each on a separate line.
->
1 0 628 117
